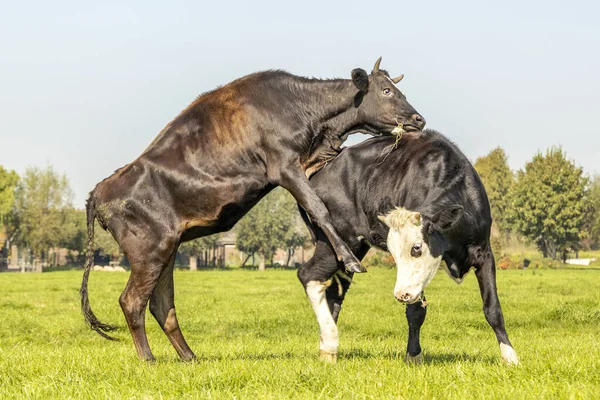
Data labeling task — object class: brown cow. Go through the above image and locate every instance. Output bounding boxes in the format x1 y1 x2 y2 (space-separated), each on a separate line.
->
81 58 425 361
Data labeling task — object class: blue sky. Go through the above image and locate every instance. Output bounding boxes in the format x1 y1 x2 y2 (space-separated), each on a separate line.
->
1 0 598 205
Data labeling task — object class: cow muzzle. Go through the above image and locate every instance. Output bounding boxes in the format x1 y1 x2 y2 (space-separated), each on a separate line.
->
394 290 424 304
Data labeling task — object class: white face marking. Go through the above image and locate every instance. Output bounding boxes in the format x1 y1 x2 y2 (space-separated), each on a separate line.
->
305 281 338 355
500 343 519 365
379 208 441 303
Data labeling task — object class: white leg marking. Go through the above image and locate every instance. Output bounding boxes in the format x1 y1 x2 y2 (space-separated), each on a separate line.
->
405 352 423 365
306 281 338 360
500 343 519 365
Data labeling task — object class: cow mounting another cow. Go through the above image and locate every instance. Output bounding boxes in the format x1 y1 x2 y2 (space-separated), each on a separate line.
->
80 58 425 361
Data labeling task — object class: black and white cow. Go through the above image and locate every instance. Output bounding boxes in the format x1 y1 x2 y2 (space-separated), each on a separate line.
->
298 129 519 365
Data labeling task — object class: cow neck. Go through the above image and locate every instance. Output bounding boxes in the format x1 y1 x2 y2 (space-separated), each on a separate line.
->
289 79 360 177
290 79 359 134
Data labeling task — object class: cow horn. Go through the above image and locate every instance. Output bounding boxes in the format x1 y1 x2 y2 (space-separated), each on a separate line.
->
392 74 404 84
373 56 382 73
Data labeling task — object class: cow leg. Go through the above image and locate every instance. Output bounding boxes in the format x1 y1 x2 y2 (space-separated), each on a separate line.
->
149 251 196 361
298 239 343 362
474 250 519 365
279 169 364 273
405 295 427 364
119 264 162 361
325 270 353 324
325 245 368 323
118 232 177 362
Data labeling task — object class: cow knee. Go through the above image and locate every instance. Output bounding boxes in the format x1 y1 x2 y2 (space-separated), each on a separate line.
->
120 294 145 328
298 260 340 286
297 263 312 286
483 306 503 328
119 293 135 315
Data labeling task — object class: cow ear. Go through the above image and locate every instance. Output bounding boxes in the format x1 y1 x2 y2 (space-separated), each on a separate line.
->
430 206 463 232
351 68 369 92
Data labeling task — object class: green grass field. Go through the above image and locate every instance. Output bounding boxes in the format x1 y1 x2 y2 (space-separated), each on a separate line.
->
1 267 599 399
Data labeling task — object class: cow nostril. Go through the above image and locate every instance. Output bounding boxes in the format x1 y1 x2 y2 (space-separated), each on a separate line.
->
410 114 425 129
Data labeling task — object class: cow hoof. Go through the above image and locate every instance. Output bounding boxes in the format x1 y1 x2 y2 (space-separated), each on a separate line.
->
345 262 367 273
500 343 519 365
181 354 197 363
405 352 423 365
319 350 337 363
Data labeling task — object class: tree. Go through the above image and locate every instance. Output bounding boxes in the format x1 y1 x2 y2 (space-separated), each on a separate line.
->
13 165 74 269
235 221 260 267
509 148 587 261
179 234 221 268
283 229 309 267
277 191 309 266
581 175 600 250
236 193 280 271
0 166 19 254
474 147 514 234
94 222 122 262
236 188 308 271
59 208 88 264
0 166 19 225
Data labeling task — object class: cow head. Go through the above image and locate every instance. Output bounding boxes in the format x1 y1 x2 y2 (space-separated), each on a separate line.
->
378 205 463 304
350 57 425 136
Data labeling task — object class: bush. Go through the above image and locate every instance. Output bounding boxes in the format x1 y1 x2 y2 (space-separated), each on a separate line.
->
363 249 395 269
496 254 565 270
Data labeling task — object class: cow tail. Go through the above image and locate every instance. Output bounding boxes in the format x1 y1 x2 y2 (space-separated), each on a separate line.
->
80 197 120 341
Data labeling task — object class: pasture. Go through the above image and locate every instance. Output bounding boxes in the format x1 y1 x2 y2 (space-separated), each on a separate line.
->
1 267 599 399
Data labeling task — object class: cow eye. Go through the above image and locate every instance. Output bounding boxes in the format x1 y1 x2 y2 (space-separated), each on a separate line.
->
383 88 392 96
411 243 422 258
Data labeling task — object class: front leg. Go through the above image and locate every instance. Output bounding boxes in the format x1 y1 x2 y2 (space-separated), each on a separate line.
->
326 244 369 322
405 295 427 364
278 166 365 273
298 240 345 362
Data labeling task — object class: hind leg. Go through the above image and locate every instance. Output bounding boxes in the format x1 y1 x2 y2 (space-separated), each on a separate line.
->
475 248 519 365
325 245 369 323
118 232 177 361
119 264 162 361
149 251 196 361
